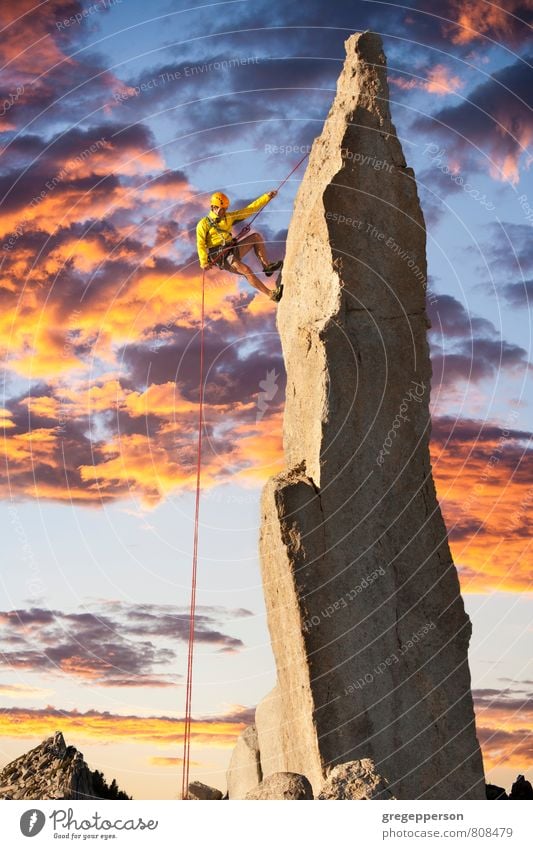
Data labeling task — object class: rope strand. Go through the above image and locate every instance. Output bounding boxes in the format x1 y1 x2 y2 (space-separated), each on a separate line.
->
181 269 206 800
180 152 309 797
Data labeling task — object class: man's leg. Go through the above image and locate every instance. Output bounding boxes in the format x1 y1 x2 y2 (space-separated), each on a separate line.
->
226 256 272 296
237 232 270 267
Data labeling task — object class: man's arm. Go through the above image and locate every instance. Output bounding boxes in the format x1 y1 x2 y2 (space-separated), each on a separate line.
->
196 218 211 268
229 191 276 224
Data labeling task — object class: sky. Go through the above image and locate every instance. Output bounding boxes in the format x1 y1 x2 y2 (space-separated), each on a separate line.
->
0 0 531 800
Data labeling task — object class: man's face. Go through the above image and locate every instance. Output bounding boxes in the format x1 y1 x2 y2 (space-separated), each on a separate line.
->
211 204 227 217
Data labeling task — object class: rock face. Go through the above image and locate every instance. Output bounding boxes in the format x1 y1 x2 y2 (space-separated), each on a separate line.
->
0 732 129 800
258 30 485 799
245 772 313 800
226 725 262 799
318 759 395 800
187 780 223 800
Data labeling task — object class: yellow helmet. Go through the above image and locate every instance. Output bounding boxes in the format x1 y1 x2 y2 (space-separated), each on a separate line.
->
210 191 229 208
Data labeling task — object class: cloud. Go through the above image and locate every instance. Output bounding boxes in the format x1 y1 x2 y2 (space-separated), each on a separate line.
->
473 687 533 771
440 0 533 47
0 601 250 686
413 55 533 184
428 293 531 388
389 63 464 95
500 279 533 309
0 703 254 748
430 415 532 592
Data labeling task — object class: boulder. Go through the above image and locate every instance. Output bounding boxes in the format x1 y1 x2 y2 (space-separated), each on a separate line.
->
187 780 223 800
257 29 486 800
318 759 395 799
245 772 313 800
226 725 262 799
255 685 288 778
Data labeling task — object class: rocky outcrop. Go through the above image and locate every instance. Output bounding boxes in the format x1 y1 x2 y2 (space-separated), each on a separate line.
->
258 30 485 800
486 784 508 800
0 732 129 800
255 686 287 778
226 725 262 799
509 775 533 800
318 759 395 800
245 772 313 800
187 780 224 800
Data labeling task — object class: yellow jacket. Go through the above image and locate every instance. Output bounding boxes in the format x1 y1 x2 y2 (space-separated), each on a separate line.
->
196 193 271 268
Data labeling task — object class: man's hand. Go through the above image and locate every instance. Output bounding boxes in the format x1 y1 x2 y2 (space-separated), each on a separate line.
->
267 190 278 200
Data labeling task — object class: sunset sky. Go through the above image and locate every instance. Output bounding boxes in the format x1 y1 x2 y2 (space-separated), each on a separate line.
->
0 0 531 799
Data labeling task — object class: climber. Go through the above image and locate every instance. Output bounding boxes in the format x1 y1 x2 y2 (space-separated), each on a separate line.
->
196 191 284 302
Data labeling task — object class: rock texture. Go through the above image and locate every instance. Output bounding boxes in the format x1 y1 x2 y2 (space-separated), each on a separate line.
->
187 780 224 800
0 732 129 800
486 784 508 800
258 30 485 800
255 686 287 778
226 725 262 799
317 759 395 800
509 775 533 800
245 772 313 800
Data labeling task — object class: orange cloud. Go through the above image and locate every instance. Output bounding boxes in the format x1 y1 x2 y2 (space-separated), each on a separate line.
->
389 64 463 95
0 705 249 750
430 420 532 593
443 0 531 45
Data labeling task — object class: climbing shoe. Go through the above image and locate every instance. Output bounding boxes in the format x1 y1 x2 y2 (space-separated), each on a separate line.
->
270 284 283 303
263 260 283 277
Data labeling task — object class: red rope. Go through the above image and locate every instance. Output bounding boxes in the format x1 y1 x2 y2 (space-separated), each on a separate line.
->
181 269 206 800
179 152 310 797
209 150 310 264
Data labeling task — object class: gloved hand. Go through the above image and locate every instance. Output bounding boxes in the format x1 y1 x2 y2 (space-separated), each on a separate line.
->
267 190 278 199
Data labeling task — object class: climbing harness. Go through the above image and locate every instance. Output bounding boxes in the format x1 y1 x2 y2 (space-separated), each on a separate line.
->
180 149 310 799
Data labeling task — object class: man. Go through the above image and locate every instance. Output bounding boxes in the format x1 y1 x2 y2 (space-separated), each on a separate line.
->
196 190 284 302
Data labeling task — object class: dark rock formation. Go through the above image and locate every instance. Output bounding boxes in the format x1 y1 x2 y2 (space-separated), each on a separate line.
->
0 732 130 800
486 783 508 800
509 774 533 800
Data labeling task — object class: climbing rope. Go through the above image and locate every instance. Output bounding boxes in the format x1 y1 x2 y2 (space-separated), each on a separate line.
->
181 269 205 800
209 149 310 263
180 150 310 799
